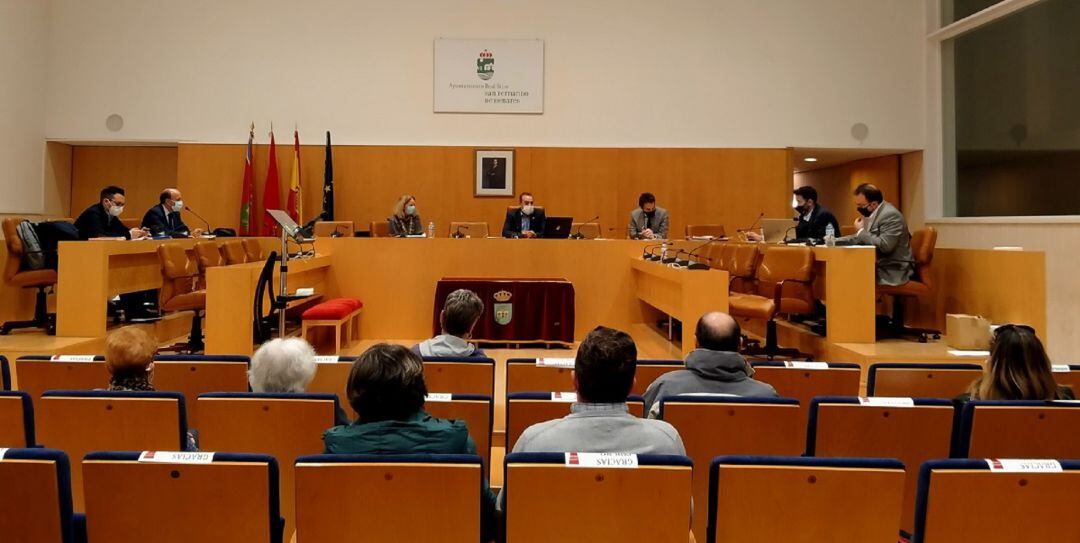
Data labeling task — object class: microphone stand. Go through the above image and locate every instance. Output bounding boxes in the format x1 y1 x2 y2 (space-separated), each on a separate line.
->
735 212 766 241
452 225 470 238
570 216 599 240
184 206 213 237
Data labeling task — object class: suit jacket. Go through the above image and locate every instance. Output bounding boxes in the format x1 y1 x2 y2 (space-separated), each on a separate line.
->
74 203 131 240
794 205 841 241
628 207 669 239
387 214 423 237
502 208 546 238
141 204 191 237
844 201 914 286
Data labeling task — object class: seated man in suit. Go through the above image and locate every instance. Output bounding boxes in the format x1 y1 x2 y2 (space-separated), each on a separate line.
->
501 192 546 238
142 188 200 238
838 183 914 286
789 185 840 241
412 289 487 358
74 185 149 240
642 311 776 417
628 192 669 240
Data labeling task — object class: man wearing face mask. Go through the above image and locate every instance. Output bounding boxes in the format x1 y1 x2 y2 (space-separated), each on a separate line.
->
790 186 840 241
142 188 201 238
838 183 914 286
628 192 669 240
74 186 149 240
502 192 546 238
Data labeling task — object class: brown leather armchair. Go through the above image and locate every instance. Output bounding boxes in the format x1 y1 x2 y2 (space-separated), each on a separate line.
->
193 241 224 290
877 227 941 342
241 238 262 262
729 245 815 360
369 221 390 238
157 243 206 352
686 224 726 239
727 244 762 294
1 218 57 335
449 221 490 238
221 240 248 265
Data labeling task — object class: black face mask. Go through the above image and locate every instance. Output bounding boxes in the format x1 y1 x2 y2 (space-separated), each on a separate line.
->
644 210 655 218
794 205 807 215
856 205 873 217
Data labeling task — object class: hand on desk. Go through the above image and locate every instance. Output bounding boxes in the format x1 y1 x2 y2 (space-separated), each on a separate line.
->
744 231 763 242
641 228 655 240
129 227 150 240
522 230 538 239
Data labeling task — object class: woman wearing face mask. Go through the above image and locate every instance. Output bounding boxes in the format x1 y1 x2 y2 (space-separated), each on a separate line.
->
388 194 423 237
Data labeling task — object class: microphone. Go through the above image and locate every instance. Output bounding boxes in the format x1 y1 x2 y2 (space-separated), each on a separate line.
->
684 237 720 269
452 224 470 238
184 206 212 236
331 225 348 238
641 243 664 261
736 212 765 233
570 216 600 240
296 215 321 239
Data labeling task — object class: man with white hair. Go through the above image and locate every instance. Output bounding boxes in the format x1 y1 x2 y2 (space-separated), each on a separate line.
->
249 337 349 424
413 289 487 358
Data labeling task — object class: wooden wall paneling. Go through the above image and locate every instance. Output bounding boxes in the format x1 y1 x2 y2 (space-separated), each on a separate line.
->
795 154 900 228
70 146 178 218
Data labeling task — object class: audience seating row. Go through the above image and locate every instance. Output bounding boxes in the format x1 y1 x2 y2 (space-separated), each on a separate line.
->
4 448 1078 543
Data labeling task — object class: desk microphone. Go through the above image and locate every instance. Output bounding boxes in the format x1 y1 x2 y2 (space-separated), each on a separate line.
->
296 215 322 239
570 216 600 240
184 206 213 236
641 243 664 261
452 224 471 238
736 212 765 234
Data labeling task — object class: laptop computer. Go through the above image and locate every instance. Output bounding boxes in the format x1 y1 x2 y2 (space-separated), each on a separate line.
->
761 218 797 243
542 217 574 239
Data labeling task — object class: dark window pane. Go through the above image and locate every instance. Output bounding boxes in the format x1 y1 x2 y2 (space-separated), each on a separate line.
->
942 0 1006 25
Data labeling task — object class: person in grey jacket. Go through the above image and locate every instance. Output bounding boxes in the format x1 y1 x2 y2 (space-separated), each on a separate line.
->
839 183 914 287
643 312 777 417
412 289 487 358
628 192 669 240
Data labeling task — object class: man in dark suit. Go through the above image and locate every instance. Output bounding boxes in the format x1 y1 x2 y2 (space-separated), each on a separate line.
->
481 158 506 189
791 186 840 241
501 192 546 238
142 188 199 238
74 185 148 240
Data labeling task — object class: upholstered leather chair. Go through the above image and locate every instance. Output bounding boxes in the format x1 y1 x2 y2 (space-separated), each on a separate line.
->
369 221 390 238
570 221 601 239
1 218 57 335
157 244 206 352
449 221 490 238
241 238 262 262
877 227 941 342
729 245 815 359
685 224 726 239
193 241 224 290
221 240 248 265
727 244 763 294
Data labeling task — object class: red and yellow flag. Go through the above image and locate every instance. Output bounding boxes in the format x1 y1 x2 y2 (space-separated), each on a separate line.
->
287 128 302 222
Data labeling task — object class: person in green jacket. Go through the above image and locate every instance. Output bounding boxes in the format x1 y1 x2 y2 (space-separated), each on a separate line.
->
323 343 496 541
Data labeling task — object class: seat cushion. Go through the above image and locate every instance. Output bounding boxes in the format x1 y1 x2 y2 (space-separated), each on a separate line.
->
302 298 363 320
161 291 206 312
877 280 931 297
728 293 776 320
10 269 57 288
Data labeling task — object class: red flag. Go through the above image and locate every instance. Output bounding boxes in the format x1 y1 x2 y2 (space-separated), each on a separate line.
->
261 129 281 236
286 128 301 222
239 123 256 235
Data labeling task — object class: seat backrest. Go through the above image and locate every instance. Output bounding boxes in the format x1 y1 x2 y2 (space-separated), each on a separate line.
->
1054 364 1080 395
709 456 905 543
957 400 1080 458
0 391 35 447
196 392 338 535
659 397 804 542
506 393 645 451
867 362 983 398
193 241 225 272
839 225 857 236
222 239 248 264
0 448 76 543
914 459 1080 542
1 354 11 390
306 358 354 416
571 222 601 239
449 221 490 238
422 394 493 468
3 217 25 281
808 397 955 535
909 227 937 286
504 452 693 543
686 224 726 238
422 357 496 398
369 221 390 237
728 244 762 292
631 360 684 395
152 355 251 429
295 454 482 542
242 238 263 261
505 205 545 213
750 361 861 438
14 356 110 400
313 221 355 238
36 391 186 512
755 244 814 289
157 243 198 307
82 451 279 543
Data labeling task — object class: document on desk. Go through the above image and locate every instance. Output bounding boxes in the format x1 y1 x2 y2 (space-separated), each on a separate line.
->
948 349 991 357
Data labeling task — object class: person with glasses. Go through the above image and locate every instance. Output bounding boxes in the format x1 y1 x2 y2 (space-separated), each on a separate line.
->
74 185 149 240
957 324 1075 402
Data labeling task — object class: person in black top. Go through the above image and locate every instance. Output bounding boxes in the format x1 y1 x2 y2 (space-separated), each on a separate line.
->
74 186 149 240
790 186 840 241
501 192 546 238
142 188 200 238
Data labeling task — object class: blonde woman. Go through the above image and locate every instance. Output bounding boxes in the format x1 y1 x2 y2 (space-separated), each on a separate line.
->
388 194 423 237
958 324 1074 401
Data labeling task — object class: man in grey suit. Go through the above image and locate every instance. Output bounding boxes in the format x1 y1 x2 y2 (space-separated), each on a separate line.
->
628 192 669 239
840 183 914 286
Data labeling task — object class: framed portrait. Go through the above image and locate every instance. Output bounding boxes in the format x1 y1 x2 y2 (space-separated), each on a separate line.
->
475 149 514 197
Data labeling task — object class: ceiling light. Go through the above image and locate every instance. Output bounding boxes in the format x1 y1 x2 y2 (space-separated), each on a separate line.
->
803 157 818 163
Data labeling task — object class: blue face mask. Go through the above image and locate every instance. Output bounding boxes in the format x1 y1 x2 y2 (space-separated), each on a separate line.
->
406 205 416 216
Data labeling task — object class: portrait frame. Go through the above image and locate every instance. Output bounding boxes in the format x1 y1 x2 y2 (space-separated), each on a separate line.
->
474 149 515 197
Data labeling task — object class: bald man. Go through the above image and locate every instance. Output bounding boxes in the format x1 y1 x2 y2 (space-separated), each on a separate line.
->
642 311 777 416
142 188 200 238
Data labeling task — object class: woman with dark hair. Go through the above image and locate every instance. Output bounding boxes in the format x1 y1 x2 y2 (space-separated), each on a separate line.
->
958 324 1074 401
322 344 496 540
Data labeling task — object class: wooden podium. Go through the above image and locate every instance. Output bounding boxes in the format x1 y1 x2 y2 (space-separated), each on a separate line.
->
630 258 729 356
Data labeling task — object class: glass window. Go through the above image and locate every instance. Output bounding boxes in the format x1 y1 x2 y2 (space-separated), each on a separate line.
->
942 0 1080 217
941 0 1007 25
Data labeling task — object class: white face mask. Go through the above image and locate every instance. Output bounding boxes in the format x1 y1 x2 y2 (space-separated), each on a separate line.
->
172 200 183 212
108 204 124 217
522 204 534 216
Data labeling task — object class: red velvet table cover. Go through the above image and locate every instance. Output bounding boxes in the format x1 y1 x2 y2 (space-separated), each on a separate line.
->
433 277 575 344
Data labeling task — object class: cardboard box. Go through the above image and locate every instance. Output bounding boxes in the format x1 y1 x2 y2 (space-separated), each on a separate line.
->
946 314 992 350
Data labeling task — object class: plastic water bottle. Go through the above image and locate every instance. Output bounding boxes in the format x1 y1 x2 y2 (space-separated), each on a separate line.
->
427 221 436 238
824 223 836 247
660 242 668 262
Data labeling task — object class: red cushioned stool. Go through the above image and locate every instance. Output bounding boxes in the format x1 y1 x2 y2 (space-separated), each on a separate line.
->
300 298 363 354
